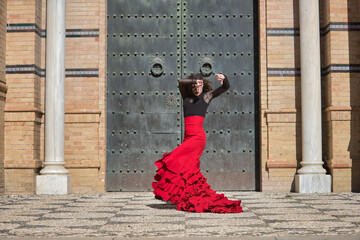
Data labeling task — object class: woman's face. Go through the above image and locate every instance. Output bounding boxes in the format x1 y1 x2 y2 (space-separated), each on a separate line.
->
192 83 203 96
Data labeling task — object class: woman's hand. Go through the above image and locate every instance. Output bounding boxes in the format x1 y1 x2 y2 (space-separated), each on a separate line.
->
215 74 225 85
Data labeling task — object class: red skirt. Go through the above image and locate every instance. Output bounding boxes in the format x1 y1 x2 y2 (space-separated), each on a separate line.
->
152 116 242 213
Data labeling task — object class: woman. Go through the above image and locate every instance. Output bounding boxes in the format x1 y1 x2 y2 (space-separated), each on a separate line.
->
152 73 242 213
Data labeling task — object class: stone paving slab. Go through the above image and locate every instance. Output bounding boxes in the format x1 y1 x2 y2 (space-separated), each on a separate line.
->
0 192 359 239
0 236 360 240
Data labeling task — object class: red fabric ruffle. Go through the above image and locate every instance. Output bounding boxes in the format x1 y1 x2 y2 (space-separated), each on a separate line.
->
152 116 242 213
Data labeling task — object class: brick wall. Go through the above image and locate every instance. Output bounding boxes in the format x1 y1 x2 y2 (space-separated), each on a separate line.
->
60 0 106 193
260 0 301 191
321 0 360 192
4 0 107 194
0 0 6 194
260 0 360 192
3 0 358 193
4 0 42 194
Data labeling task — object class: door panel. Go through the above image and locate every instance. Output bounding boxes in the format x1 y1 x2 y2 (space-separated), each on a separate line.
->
107 0 257 191
107 0 181 191
182 0 256 189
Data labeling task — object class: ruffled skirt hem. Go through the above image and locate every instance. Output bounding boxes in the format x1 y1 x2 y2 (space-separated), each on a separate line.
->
152 153 242 214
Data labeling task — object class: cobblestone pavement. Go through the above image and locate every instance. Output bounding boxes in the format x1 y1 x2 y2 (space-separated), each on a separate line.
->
0 192 359 239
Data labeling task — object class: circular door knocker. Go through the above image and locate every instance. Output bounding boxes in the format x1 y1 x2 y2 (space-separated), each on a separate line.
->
199 56 214 76
150 57 165 77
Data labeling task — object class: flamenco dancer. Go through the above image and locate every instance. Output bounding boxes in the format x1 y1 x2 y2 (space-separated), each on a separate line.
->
152 73 242 213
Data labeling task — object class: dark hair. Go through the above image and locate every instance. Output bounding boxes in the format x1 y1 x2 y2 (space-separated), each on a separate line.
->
183 73 213 97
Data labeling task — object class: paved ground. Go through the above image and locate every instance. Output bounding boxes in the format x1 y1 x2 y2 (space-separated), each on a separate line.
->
0 192 359 239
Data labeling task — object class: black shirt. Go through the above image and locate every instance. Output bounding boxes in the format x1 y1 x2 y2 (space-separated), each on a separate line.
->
179 76 230 117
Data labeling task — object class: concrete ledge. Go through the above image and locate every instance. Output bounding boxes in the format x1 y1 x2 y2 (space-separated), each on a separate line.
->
36 175 72 194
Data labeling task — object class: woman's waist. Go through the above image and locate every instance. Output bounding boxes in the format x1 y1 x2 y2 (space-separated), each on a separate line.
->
184 116 204 125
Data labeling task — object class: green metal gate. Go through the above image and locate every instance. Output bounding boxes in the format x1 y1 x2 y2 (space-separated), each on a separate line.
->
106 0 258 191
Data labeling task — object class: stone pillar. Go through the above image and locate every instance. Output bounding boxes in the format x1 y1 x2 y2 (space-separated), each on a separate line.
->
36 0 71 194
295 0 331 193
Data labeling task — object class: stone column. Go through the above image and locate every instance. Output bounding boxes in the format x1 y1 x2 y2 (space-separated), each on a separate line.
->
36 0 71 194
295 0 331 193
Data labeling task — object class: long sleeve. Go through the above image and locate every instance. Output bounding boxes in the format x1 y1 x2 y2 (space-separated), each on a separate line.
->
204 75 230 103
178 78 195 99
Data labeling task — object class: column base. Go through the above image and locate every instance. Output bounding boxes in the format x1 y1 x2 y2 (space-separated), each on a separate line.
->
295 174 331 193
36 175 72 194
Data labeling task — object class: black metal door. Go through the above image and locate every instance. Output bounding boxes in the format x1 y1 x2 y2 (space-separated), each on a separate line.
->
107 0 257 191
